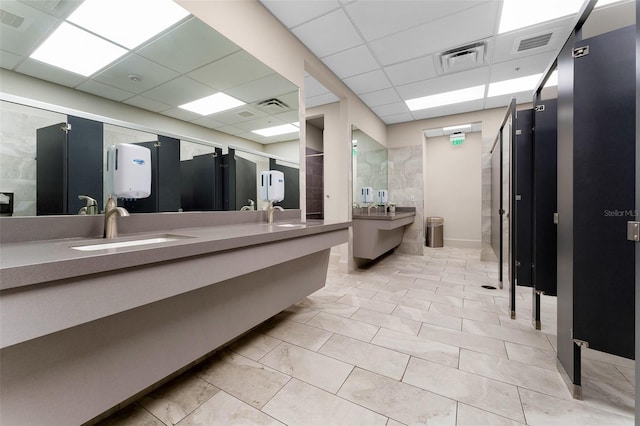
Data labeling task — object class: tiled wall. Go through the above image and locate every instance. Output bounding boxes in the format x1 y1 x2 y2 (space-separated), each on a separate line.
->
388 144 424 255
354 148 387 202
306 147 324 219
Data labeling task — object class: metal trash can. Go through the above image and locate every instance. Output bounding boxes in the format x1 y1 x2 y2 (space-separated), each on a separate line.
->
426 217 444 247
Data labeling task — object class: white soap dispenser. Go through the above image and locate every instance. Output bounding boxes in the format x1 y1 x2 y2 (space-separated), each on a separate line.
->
106 144 151 199
260 170 285 202
376 190 388 204
360 187 373 204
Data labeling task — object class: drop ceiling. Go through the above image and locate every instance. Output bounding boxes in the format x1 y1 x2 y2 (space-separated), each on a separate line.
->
260 0 635 124
0 0 299 145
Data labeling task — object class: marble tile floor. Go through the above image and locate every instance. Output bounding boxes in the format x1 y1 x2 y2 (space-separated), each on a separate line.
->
97 247 635 426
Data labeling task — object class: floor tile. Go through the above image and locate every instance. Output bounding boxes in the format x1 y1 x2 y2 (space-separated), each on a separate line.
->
392 305 462 331
582 358 634 390
405 288 464 307
318 333 409 380
463 298 509 315
582 377 635 419
197 351 289 409
616 365 635 387
373 292 432 312
338 368 456 426
296 297 359 318
262 379 387 426
458 349 572 400
403 357 525 423
336 294 397 314
259 342 353 393
519 387 634 425
582 348 635 369
456 403 525 426
418 323 507 358
306 311 379 342
371 327 459 368
429 302 501 325
96 404 164 426
227 331 282 362
258 318 332 351
139 374 219 426
462 319 554 351
351 308 421 335
504 341 557 371
272 305 319 323
178 391 283 426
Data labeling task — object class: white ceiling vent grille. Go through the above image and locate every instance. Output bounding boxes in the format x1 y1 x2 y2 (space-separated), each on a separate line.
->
237 110 255 118
518 33 553 52
437 41 488 75
257 98 289 112
0 9 25 28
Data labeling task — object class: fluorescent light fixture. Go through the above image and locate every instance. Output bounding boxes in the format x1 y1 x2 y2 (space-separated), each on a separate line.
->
179 93 245 115
488 73 543 97
443 124 472 132
405 85 485 111
67 0 190 49
30 22 127 76
253 123 300 137
499 0 583 33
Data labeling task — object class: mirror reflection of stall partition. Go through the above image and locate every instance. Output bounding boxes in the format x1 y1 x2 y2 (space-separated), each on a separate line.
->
0 5 300 216
352 127 388 208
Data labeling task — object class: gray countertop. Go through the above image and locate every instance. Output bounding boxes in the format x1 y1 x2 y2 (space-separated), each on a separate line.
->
352 211 416 221
0 219 350 290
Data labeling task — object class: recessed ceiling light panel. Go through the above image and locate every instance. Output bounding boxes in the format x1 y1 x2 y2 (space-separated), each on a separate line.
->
252 123 299 137
67 0 190 49
179 93 246 115
30 22 127 76
498 0 583 33
405 85 485 111
488 74 543 97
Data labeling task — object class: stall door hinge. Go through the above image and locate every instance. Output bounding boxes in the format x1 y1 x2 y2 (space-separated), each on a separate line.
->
534 105 545 112
627 221 640 241
60 123 72 133
573 46 589 58
553 212 559 224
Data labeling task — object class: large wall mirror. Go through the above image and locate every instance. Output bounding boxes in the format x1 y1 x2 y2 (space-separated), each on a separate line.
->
352 127 387 207
0 0 300 217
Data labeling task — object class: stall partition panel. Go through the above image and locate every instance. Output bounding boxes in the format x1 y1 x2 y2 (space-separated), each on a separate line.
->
533 98 558 297
573 25 636 359
490 140 502 278
515 109 533 288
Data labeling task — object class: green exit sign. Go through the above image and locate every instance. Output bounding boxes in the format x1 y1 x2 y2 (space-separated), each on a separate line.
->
450 133 465 146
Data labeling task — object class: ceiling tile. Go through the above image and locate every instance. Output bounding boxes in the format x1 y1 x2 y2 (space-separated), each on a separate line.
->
291 9 362 58
383 55 437 86
209 105 268 125
343 69 391 95
368 2 499 66
321 45 379 78
484 91 533 110
0 1 59 56
489 51 556 83
124 95 172 113
188 50 275 91
260 0 340 29
492 21 573 64
345 0 487 41
226 73 298 104
16 58 86 88
137 17 241 74
371 101 410 117
0 50 23 69
94 53 180 94
190 116 227 129
306 92 340 108
142 76 214 105
233 115 289 132
359 88 401 107
410 99 486 120
161 107 203 122
75 80 134 102
395 66 490 100
380 112 414 125
216 124 246 136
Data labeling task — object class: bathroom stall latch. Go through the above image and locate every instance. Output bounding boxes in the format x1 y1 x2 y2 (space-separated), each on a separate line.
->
627 221 640 242
572 46 589 58
534 105 545 112
60 123 71 134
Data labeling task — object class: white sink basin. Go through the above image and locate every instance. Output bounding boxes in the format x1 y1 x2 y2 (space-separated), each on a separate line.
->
71 234 191 251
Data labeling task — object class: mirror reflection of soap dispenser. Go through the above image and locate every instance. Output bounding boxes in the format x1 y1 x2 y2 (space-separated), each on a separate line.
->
360 187 373 204
376 190 388 205
260 170 285 202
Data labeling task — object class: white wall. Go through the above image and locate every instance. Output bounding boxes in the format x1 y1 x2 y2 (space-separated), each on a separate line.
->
425 132 482 247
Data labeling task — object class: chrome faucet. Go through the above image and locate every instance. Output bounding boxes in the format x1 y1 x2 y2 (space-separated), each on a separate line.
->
267 201 284 224
104 196 129 239
240 199 255 211
367 202 376 215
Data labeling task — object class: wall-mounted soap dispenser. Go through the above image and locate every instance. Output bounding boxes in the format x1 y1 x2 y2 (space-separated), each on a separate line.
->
106 144 151 199
360 187 373 204
376 190 388 204
260 170 285 202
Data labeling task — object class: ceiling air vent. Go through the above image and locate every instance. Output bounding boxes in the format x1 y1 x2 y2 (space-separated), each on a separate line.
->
237 110 255 118
517 33 553 52
437 41 488 74
257 98 289 112
0 9 25 28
